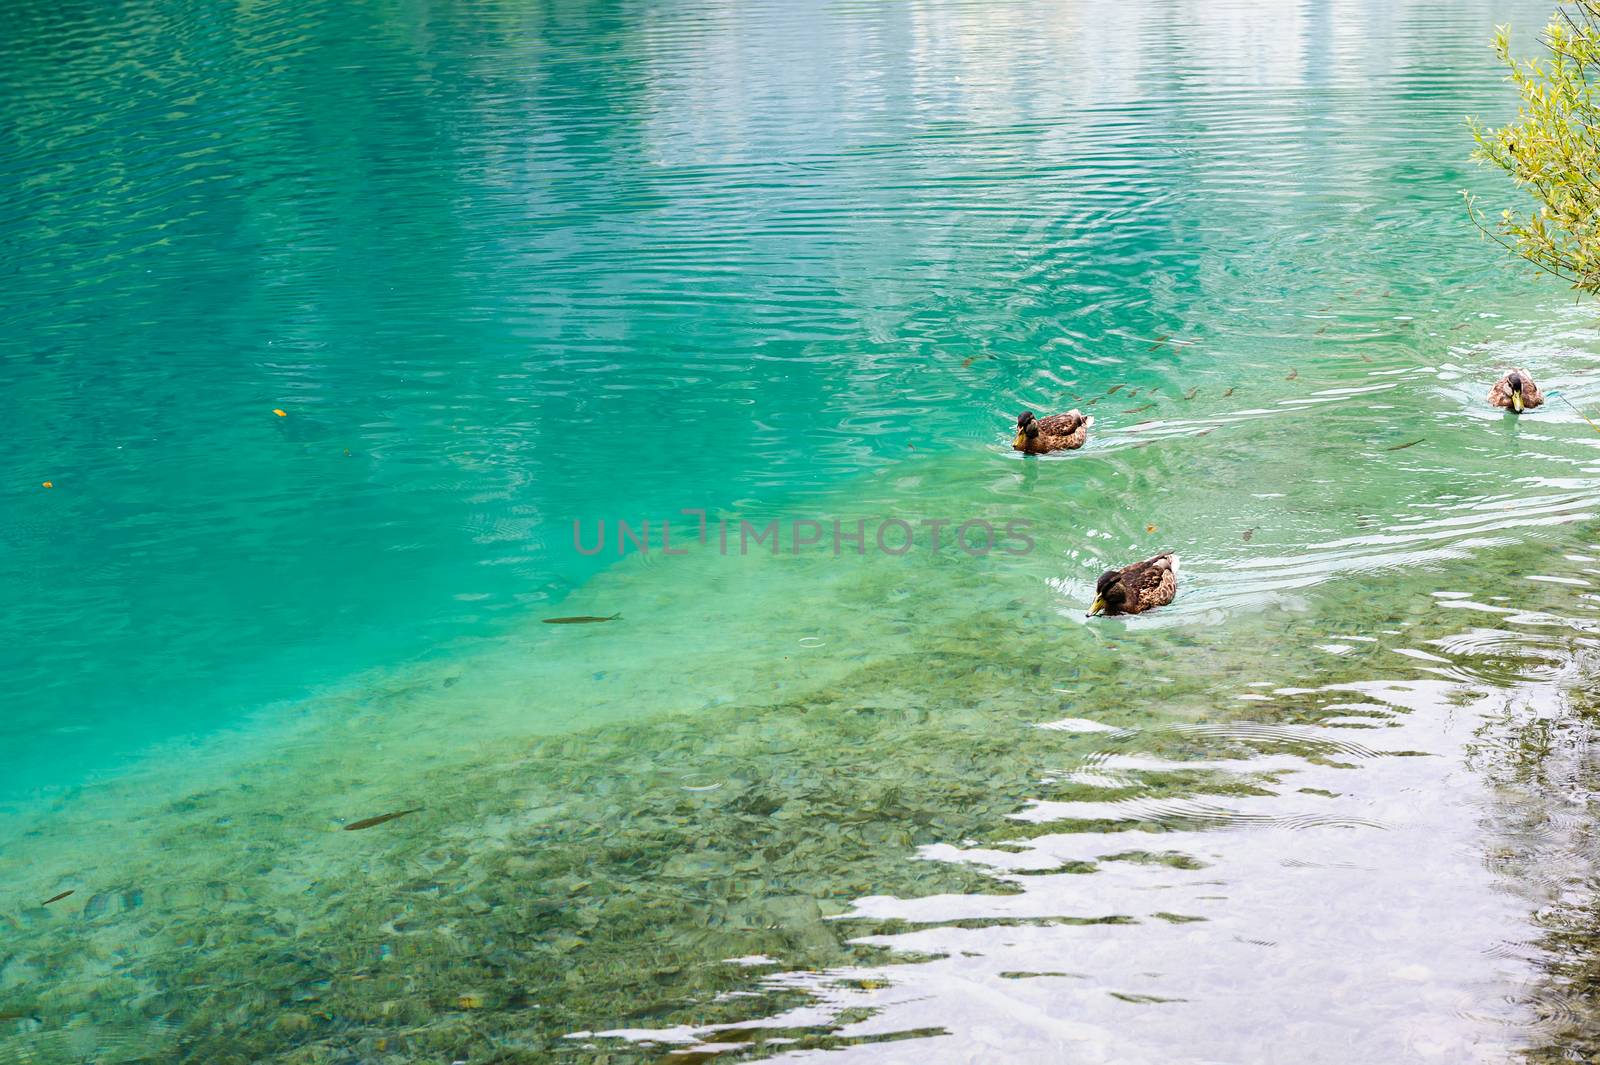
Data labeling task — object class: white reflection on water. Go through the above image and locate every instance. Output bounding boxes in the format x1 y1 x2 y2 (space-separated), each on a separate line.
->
604 680 1542 1063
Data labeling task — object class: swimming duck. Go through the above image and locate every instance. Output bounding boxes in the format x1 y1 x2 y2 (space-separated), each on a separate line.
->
1014 409 1092 453
1488 369 1544 413
1089 553 1178 616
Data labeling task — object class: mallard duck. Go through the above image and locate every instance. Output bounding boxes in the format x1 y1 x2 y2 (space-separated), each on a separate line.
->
1014 409 1092 453
1488 369 1544 413
1089 553 1178 616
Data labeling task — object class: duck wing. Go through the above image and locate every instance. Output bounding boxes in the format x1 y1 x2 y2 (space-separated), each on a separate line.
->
1488 375 1514 407
1121 554 1177 611
1035 410 1085 435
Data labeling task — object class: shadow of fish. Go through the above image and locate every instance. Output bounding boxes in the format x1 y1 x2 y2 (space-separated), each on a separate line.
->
1124 403 1155 414
543 613 621 624
343 809 421 832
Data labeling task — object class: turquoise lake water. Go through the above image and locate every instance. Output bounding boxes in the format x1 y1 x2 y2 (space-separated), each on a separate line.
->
11 0 1600 1061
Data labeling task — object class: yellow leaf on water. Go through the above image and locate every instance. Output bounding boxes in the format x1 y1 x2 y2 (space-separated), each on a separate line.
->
273 409 287 417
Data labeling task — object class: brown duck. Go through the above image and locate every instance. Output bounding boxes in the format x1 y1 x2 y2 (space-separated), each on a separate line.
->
1013 409 1092 454
1488 369 1544 413
1089 553 1178 616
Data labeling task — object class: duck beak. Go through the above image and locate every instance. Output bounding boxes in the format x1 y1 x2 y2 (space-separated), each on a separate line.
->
1088 595 1106 617
1013 432 1028 449
1512 391 1525 413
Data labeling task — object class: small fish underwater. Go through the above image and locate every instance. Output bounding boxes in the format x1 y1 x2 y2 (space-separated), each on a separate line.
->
542 613 622 624
343 808 422 831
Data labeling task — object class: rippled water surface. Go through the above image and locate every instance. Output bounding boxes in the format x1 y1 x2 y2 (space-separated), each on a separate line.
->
9 0 1600 1061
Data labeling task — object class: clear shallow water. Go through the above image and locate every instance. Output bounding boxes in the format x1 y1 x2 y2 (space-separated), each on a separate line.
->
9 0 1600 1061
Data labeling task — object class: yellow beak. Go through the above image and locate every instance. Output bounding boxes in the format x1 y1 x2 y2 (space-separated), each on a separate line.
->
1088 595 1106 616
1512 391 1524 413
1013 432 1028 449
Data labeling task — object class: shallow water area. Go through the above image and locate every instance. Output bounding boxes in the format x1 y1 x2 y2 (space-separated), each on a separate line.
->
11 0 1600 1062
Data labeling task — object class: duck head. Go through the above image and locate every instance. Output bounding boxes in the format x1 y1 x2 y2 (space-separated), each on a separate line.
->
1015 411 1038 449
1507 372 1525 412
1088 569 1124 616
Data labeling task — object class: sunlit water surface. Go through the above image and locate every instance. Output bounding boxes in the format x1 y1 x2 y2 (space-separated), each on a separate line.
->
7 0 1600 1062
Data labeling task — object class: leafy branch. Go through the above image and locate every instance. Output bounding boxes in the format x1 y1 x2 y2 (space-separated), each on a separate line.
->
1468 1 1600 294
